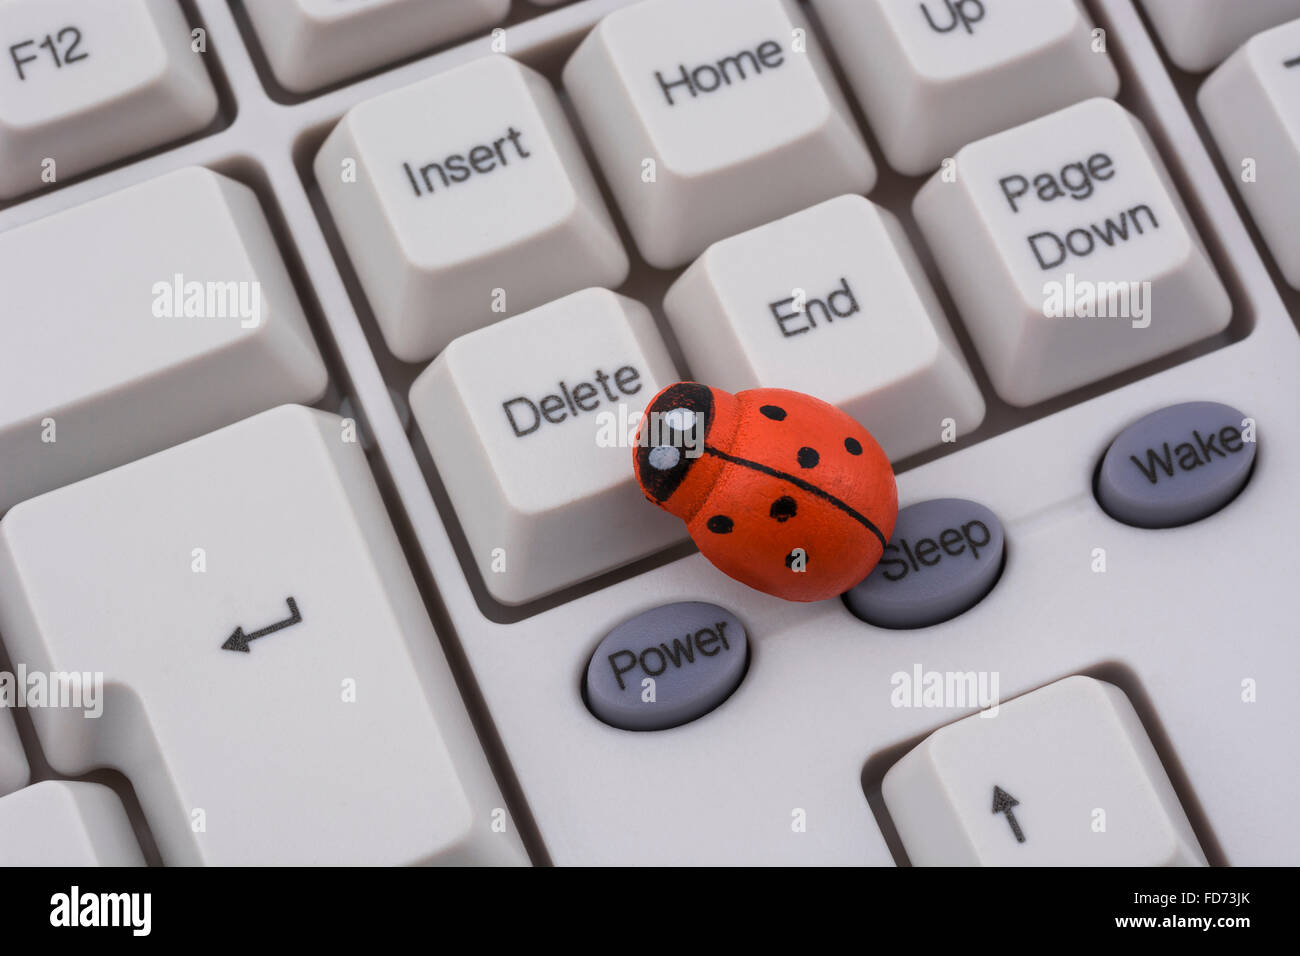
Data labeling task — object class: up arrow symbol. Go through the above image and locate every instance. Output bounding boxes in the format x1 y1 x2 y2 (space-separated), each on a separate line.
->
992 785 1026 843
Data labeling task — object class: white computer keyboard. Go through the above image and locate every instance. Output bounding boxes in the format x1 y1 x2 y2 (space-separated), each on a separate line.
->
0 0 1297 867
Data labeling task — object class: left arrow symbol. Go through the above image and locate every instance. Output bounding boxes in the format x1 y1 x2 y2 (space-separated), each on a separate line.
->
222 597 302 652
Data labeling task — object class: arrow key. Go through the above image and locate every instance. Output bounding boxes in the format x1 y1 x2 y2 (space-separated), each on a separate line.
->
881 676 1207 866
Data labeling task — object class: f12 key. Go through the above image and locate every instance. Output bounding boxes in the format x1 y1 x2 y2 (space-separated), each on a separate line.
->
0 0 217 198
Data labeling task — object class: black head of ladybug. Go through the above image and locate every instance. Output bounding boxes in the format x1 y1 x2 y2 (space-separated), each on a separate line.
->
634 382 715 504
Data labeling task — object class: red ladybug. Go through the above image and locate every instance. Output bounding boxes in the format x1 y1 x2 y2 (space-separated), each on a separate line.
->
633 383 897 602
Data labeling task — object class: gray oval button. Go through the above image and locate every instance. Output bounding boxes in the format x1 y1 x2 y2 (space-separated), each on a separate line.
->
585 602 748 731
1097 401 1256 529
844 498 1004 629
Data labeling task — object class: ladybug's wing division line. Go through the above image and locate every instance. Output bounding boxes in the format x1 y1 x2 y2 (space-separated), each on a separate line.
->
702 444 889 550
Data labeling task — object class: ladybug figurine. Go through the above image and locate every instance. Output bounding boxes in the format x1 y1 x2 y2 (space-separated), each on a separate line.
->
634 382 897 602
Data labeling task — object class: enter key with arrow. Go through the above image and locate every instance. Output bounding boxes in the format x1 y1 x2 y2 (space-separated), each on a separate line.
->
222 597 302 653
992 785 1026 844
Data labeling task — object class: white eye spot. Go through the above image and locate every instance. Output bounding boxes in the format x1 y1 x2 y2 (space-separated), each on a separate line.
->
661 407 697 433
648 445 680 471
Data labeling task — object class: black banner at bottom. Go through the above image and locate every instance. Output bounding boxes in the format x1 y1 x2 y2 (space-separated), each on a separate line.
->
2 864 1282 941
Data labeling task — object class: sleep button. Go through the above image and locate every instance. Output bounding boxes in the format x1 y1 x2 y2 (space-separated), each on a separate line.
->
844 498 1005 629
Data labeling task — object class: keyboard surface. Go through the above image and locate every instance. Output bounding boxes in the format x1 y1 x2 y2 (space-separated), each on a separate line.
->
0 0 1298 866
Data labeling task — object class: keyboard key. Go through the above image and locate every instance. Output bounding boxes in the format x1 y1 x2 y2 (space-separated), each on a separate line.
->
809 0 1118 175
0 781 144 865
844 498 1004 629
1097 401 1257 528
883 676 1208 865
316 55 628 362
663 195 985 460
243 0 510 93
0 166 328 513
562 0 876 269
1137 0 1300 72
0 0 218 199
913 98 1231 407
585 602 748 731
0 705 29 796
0 405 527 865
409 288 685 605
1199 17 1300 289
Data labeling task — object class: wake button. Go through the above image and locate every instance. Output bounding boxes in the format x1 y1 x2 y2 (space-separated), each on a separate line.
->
1097 401 1257 528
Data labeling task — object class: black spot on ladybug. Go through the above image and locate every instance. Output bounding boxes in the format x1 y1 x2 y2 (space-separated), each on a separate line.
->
784 549 808 569
760 405 787 421
707 515 734 534
844 437 863 455
770 496 797 522
797 446 820 468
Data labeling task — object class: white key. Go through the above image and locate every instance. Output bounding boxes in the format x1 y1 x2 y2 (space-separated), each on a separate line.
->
913 98 1231 407
0 0 217 199
0 704 29 796
316 55 628 362
809 0 1118 175
1200 17 1300 289
0 781 144 866
1138 0 1300 72
242 0 510 94
0 166 328 513
562 0 876 269
664 195 985 461
409 288 685 605
0 405 527 865
884 676 1208 866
